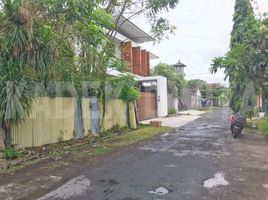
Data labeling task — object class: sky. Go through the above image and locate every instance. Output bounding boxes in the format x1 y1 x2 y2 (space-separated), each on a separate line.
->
133 0 268 86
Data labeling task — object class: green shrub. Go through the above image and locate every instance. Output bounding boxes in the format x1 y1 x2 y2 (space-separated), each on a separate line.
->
4 148 21 160
168 108 177 115
255 117 268 135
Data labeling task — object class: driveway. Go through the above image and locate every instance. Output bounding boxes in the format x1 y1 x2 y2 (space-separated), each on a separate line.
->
140 110 205 128
2 107 268 200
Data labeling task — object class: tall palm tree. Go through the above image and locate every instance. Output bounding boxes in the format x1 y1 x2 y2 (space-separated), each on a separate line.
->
0 59 34 147
0 0 41 147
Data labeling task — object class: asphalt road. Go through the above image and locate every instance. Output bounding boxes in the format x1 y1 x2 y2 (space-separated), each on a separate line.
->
36 107 268 200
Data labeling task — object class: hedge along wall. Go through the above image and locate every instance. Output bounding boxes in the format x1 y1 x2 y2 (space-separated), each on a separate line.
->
12 97 76 148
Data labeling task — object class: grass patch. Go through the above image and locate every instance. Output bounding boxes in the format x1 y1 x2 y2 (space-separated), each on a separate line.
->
75 146 111 160
3 158 45 174
75 127 173 159
254 117 268 135
198 107 211 112
248 117 268 135
168 108 177 115
109 126 173 146
90 146 111 156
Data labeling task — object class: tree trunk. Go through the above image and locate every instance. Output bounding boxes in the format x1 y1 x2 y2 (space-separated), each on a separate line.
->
2 122 12 148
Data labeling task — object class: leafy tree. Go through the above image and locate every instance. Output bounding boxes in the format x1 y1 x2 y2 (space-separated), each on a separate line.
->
187 79 207 97
211 13 268 112
0 0 184 147
0 0 117 147
103 0 179 42
152 63 185 97
229 0 254 112
0 0 43 147
210 0 268 113
231 0 253 46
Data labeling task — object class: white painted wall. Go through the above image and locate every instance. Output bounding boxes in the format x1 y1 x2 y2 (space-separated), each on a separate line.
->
157 76 168 117
196 88 202 108
174 98 179 112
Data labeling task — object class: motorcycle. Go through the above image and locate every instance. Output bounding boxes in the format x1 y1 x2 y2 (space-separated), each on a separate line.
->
229 112 246 138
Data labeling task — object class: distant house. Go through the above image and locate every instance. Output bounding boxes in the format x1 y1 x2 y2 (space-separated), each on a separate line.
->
180 87 202 110
191 88 202 108
206 83 222 107
110 16 168 121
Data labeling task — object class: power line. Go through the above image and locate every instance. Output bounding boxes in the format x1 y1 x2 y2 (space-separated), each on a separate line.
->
185 72 212 77
176 33 228 44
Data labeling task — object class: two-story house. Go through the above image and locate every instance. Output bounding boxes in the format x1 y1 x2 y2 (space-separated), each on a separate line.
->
111 15 168 121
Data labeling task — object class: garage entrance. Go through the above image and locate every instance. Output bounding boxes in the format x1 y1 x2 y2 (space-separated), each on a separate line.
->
137 81 157 121
137 92 157 121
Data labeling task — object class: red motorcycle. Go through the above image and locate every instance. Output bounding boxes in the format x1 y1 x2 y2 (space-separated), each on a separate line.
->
229 113 246 138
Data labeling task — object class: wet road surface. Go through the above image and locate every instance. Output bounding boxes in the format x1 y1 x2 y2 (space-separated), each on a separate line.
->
37 107 268 200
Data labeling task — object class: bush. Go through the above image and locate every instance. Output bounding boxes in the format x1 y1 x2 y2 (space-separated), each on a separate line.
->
255 117 268 135
4 148 21 160
168 108 177 115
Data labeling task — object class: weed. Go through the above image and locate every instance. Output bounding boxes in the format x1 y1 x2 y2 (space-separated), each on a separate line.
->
75 146 111 160
168 108 177 115
249 117 268 135
4 148 21 160
57 130 64 143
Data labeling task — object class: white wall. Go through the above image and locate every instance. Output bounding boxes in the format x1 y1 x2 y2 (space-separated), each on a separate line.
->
157 76 168 117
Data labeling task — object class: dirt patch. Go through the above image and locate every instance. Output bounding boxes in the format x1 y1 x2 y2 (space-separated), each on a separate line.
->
213 133 268 200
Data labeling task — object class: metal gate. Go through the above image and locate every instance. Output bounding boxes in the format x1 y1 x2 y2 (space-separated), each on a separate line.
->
137 92 157 121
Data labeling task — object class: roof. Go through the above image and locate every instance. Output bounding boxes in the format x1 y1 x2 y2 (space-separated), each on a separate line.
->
138 76 167 82
207 83 222 88
174 60 187 68
150 52 159 60
113 15 154 43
